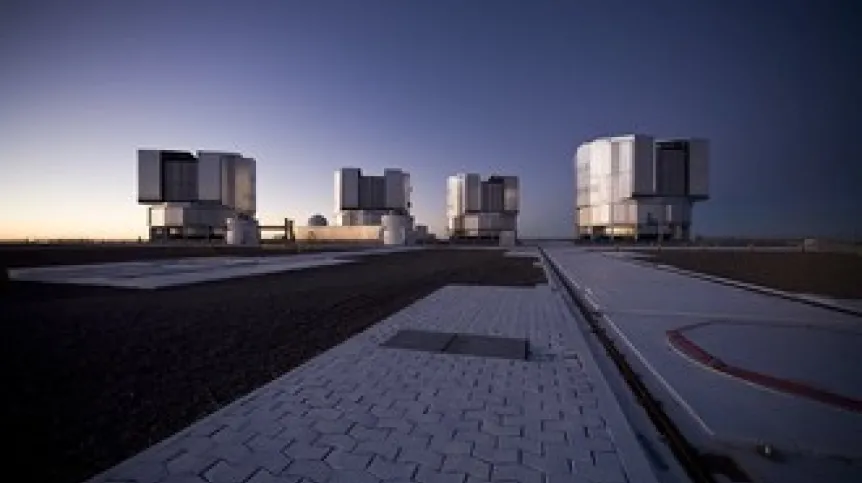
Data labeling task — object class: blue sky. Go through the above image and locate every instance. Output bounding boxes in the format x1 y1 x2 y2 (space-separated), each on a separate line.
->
1 0 859 239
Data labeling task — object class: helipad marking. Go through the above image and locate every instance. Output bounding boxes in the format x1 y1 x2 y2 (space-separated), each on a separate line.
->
667 323 862 414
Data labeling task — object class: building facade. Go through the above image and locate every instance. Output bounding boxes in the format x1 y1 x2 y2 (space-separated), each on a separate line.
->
334 168 411 226
446 173 519 240
574 134 708 240
138 149 256 240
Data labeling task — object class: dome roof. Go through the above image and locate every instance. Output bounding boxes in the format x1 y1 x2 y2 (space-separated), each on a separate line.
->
307 214 328 226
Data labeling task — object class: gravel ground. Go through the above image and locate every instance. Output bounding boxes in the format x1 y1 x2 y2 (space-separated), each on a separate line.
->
0 248 545 483
642 250 862 299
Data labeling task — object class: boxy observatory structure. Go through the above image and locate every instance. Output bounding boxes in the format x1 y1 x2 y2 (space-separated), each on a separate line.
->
575 134 709 240
137 150 259 244
333 168 414 245
446 173 519 243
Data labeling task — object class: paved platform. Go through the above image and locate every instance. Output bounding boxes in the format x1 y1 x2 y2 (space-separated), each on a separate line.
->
544 247 862 483
6 247 423 289
86 266 657 482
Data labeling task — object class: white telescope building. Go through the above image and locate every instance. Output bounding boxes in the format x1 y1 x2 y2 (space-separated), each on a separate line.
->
447 173 519 241
138 149 257 241
574 134 709 240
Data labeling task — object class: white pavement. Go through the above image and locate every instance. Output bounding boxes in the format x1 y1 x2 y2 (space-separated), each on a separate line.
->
543 247 862 483
7 246 424 289
86 254 660 483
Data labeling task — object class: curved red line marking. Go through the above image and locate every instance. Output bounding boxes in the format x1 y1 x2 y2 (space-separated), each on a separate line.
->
667 329 862 414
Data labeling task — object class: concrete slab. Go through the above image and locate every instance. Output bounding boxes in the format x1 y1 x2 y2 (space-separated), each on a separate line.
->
85 284 660 483
627 257 862 317
544 247 862 483
6 247 425 289
8 255 348 289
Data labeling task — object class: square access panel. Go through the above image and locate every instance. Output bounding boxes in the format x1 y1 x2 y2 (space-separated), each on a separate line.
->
381 329 454 352
381 330 528 361
445 334 528 360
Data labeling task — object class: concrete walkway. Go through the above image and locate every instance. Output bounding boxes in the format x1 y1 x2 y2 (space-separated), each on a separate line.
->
87 255 658 482
543 247 862 483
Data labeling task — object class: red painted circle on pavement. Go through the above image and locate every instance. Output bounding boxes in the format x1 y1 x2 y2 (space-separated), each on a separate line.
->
667 327 862 414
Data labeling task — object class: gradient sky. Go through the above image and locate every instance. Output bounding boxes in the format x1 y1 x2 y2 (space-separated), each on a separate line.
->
1 0 860 239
